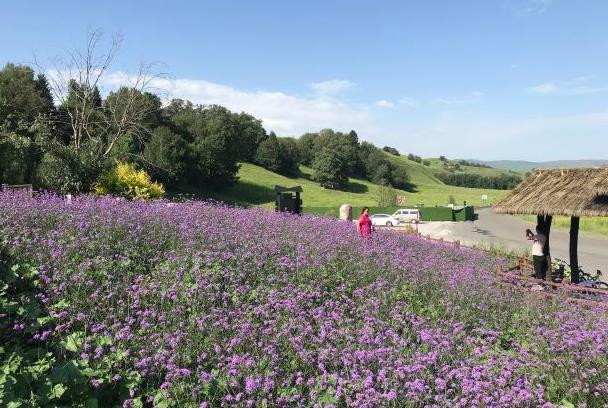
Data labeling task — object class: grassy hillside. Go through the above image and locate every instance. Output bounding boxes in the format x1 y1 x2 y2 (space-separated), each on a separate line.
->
206 162 510 208
384 155 442 185
403 157 523 177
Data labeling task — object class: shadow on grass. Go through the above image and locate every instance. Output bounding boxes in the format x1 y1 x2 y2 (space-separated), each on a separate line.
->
167 181 275 207
223 181 275 205
298 171 313 181
343 180 369 194
399 182 418 193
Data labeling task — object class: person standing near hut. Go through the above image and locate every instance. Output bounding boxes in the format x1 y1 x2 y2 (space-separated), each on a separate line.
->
357 207 373 238
526 225 547 279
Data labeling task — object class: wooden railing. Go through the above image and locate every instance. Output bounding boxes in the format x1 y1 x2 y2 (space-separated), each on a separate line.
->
394 228 608 306
1 184 33 197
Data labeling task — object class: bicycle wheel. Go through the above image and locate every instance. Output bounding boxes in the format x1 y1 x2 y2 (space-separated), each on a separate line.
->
579 271 594 282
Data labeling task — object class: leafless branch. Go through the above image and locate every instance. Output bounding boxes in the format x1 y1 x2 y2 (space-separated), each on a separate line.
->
37 29 167 159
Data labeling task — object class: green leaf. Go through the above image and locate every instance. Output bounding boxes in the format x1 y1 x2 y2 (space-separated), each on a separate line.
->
317 389 338 405
62 331 86 353
131 398 144 408
96 335 112 347
560 400 575 408
49 383 67 399
23 266 38 280
153 390 172 408
51 360 86 385
0 373 18 387
50 299 70 311
3 353 23 374
86 397 99 408
36 316 53 326
25 354 54 376
80 367 102 378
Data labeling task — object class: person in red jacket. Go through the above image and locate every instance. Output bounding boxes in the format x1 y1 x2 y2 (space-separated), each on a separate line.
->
357 207 372 238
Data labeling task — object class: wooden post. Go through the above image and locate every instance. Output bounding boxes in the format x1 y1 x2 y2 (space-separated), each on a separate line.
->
570 216 580 284
295 191 301 214
535 214 552 280
544 215 552 280
536 215 545 230
544 215 552 258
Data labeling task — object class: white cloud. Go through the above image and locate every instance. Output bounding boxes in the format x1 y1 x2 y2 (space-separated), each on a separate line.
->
527 82 558 94
384 110 608 160
99 72 373 136
526 76 608 95
310 79 356 95
399 97 419 107
374 99 395 108
503 0 553 16
431 91 484 106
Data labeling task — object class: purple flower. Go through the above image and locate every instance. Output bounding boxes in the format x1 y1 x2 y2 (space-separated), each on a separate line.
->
245 377 259 394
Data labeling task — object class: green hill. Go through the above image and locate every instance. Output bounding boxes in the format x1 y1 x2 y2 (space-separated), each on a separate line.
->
385 153 513 195
205 161 510 208
470 159 608 171
388 155 522 178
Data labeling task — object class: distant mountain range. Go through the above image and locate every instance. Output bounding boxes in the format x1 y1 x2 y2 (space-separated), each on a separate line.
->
468 159 608 171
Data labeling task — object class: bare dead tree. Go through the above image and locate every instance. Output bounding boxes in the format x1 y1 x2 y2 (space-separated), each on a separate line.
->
45 29 166 159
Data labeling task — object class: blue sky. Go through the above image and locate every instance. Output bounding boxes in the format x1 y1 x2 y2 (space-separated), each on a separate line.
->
2 0 608 160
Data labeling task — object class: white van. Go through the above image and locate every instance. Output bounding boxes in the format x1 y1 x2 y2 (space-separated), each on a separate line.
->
392 208 420 224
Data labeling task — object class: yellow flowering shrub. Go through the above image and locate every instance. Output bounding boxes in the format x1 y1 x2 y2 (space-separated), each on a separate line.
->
94 162 165 199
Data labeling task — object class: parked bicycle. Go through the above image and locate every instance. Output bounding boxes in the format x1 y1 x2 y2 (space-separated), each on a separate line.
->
552 258 608 289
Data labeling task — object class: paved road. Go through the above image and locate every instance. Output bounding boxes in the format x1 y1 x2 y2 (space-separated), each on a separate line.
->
417 207 608 274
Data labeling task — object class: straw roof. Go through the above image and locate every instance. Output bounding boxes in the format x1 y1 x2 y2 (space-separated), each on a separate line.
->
493 168 608 217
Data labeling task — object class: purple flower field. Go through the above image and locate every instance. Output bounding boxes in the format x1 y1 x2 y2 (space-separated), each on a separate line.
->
2 193 608 407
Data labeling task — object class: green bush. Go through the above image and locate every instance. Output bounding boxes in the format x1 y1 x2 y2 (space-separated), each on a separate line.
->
36 146 103 195
376 184 398 206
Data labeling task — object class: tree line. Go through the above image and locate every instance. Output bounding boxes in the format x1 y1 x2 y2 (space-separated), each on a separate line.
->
0 58 412 196
0 60 270 194
436 172 522 190
297 130 411 190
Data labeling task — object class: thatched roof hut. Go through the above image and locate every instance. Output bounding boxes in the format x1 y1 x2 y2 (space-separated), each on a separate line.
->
493 168 608 217
493 168 608 283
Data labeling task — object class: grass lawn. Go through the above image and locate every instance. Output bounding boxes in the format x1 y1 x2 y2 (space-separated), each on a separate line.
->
520 215 608 237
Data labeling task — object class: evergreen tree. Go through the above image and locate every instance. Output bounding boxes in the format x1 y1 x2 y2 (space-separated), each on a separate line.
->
0 63 54 126
0 63 55 185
